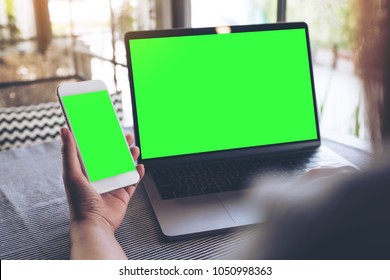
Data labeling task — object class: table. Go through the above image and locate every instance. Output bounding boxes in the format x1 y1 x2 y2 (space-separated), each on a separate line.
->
0 136 371 259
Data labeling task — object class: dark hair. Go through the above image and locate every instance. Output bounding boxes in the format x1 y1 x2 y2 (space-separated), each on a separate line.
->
357 0 390 151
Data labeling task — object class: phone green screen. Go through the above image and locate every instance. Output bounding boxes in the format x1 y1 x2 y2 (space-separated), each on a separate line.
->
129 28 318 159
62 90 135 182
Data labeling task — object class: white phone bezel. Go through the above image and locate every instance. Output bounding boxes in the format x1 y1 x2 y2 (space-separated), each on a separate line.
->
57 80 140 193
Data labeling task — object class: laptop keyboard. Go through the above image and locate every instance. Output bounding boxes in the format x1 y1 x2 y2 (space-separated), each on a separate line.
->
150 149 342 200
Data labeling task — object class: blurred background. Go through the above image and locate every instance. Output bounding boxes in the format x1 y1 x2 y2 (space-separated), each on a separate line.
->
0 0 365 147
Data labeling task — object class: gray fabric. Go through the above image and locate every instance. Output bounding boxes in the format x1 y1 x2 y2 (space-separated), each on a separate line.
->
0 140 257 259
0 139 370 259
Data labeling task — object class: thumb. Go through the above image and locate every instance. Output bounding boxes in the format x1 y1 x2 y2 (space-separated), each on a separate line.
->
60 127 92 198
60 127 98 221
60 127 83 180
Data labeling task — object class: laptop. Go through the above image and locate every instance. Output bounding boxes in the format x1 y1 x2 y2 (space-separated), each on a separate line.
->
124 22 354 239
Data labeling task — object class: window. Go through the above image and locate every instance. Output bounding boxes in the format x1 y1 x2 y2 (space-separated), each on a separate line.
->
191 0 277 27
0 0 156 126
0 0 365 139
287 0 364 139
190 0 365 140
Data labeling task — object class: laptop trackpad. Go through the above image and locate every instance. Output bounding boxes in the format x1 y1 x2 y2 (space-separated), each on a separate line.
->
156 194 236 237
218 189 265 225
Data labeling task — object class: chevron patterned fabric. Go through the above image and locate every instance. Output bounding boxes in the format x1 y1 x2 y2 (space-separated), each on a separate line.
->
0 102 66 151
0 91 123 151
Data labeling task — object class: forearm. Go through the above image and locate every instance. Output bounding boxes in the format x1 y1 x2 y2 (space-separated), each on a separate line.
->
70 221 127 260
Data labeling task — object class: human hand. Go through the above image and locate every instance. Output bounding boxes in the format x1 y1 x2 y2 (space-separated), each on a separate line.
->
255 165 358 214
294 165 358 186
60 127 145 233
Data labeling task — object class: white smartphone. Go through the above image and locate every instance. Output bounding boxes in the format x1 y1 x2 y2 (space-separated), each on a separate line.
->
57 80 140 193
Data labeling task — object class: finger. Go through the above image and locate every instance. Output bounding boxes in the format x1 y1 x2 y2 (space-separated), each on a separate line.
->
127 164 145 186
136 164 145 180
125 134 134 146
123 164 145 197
307 166 356 177
295 166 356 185
130 146 140 161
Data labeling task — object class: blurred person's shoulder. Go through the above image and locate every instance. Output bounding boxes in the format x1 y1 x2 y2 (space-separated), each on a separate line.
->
249 150 390 260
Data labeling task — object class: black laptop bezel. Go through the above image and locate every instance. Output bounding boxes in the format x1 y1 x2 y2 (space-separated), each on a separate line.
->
125 22 321 167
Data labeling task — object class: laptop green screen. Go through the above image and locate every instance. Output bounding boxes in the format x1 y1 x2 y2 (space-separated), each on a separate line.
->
129 27 318 160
